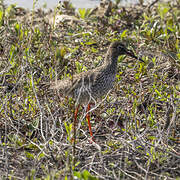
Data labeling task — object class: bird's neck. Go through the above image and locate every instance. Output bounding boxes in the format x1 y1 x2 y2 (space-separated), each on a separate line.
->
104 49 119 71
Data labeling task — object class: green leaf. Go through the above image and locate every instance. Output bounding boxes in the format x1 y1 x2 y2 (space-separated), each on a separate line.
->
0 10 4 26
148 136 157 140
74 170 98 180
74 171 81 178
155 89 162 97
14 23 20 34
64 122 70 135
78 8 86 19
25 151 34 159
38 152 45 160
120 29 128 38
77 8 91 19
158 3 170 19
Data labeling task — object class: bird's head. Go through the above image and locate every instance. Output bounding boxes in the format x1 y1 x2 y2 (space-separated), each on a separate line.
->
109 41 144 62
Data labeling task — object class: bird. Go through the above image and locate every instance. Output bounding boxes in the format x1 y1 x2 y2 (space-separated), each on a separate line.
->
50 41 144 140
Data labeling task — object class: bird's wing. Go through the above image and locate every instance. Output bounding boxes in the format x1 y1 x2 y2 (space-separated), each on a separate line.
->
50 67 102 96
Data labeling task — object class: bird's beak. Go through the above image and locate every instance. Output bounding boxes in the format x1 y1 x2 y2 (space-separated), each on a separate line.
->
125 49 144 63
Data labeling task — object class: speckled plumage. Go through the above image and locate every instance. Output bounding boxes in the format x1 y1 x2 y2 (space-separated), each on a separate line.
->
50 41 143 104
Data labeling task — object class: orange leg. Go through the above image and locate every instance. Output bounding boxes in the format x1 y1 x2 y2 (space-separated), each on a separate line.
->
74 105 79 125
86 104 93 138
72 105 80 166
73 105 79 142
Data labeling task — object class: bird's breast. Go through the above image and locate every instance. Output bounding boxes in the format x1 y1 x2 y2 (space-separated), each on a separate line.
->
91 72 116 98
72 70 116 104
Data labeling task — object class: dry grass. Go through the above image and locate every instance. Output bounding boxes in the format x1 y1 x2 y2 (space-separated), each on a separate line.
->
0 0 179 179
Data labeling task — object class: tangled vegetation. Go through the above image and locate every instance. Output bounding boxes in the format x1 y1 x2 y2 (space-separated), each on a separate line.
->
0 0 179 179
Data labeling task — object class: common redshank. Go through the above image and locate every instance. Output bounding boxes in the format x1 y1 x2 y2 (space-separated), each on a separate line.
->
50 41 144 139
